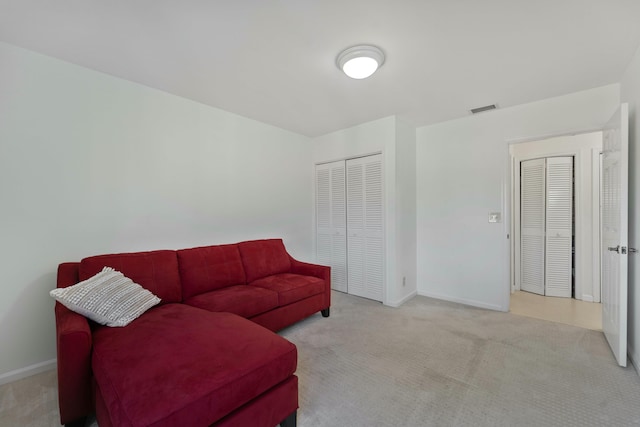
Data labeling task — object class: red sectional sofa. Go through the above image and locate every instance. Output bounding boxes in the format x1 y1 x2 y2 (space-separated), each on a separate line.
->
54 239 331 427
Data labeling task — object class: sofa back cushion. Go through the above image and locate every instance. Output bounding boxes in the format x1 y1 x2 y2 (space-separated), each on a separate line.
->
79 250 182 304
177 244 247 299
238 239 291 283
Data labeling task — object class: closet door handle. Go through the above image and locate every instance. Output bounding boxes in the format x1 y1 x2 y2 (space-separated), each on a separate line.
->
608 246 620 253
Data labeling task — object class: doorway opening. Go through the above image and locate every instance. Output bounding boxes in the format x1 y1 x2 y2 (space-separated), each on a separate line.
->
508 132 603 330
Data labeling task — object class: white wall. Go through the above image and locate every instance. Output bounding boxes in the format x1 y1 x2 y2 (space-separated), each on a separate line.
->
510 132 603 302
0 42 313 380
621 42 640 374
395 118 417 304
416 84 620 311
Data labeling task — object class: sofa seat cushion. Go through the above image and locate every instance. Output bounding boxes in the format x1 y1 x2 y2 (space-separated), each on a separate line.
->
250 273 325 306
184 285 278 318
92 304 297 427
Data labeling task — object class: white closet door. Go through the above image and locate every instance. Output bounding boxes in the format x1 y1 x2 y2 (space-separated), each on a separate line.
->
545 157 573 298
520 158 546 295
315 161 347 292
346 154 384 302
346 160 365 298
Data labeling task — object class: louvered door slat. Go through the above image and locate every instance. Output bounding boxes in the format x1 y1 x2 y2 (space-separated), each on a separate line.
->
347 236 365 297
347 163 364 231
316 168 330 230
316 234 332 266
332 233 347 293
520 158 546 296
332 165 346 228
315 161 347 292
330 163 347 292
347 154 384 302
365 236 384 299
545 157 573 298
365 161 383 233
363 156 384 301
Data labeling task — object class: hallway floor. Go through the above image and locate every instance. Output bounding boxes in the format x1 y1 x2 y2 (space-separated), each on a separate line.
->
509 290 602 331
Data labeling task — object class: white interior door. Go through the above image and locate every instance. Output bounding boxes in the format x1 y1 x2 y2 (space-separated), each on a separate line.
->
521 158 546 295
315 161 347 292
545 157 573 298
601 103 629 367
346 154 384 302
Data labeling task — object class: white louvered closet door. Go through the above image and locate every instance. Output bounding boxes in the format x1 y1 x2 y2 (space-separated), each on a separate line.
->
545 157 573 297
346 154 384 302
520 158 546 296
315 161 347 292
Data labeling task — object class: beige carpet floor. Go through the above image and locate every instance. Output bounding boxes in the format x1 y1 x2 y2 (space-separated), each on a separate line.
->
2 291 640 426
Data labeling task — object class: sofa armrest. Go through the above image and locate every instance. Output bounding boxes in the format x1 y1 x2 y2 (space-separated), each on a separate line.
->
288 256 331 310
56 262 93 425
55 302 93 425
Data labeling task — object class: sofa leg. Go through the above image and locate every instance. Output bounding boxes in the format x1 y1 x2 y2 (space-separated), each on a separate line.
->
65 417 87 427
321 308 330 318
280 410 297 427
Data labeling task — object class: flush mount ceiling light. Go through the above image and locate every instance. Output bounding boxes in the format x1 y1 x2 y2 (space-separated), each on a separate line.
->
336 45 385 79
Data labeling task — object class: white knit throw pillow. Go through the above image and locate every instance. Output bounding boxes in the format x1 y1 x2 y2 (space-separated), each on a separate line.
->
50 267 161 327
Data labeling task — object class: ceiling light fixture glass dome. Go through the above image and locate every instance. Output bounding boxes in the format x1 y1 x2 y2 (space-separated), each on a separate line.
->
336 45 385 79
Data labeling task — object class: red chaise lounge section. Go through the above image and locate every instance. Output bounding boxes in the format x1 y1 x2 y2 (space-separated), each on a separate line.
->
54 239 330 427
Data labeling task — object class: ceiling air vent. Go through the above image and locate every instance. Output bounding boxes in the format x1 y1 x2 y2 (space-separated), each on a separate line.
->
470 104 498 114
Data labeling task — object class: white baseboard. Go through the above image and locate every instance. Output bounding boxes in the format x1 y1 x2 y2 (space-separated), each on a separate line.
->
417 290 504 312
629 345 640 376
385 291 417 308
581 294 594 303
0 359 57 386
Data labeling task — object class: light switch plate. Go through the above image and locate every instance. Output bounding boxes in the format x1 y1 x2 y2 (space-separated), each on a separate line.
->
489 212 501 223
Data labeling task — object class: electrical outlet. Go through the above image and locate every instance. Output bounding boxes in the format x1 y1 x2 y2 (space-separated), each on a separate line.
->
402 276 406 286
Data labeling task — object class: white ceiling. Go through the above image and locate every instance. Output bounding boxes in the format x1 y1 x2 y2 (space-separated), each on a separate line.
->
1 0 640 137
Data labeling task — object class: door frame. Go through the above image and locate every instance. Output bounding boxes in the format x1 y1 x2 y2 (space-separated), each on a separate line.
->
592 149 602 304
506 130 603 307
